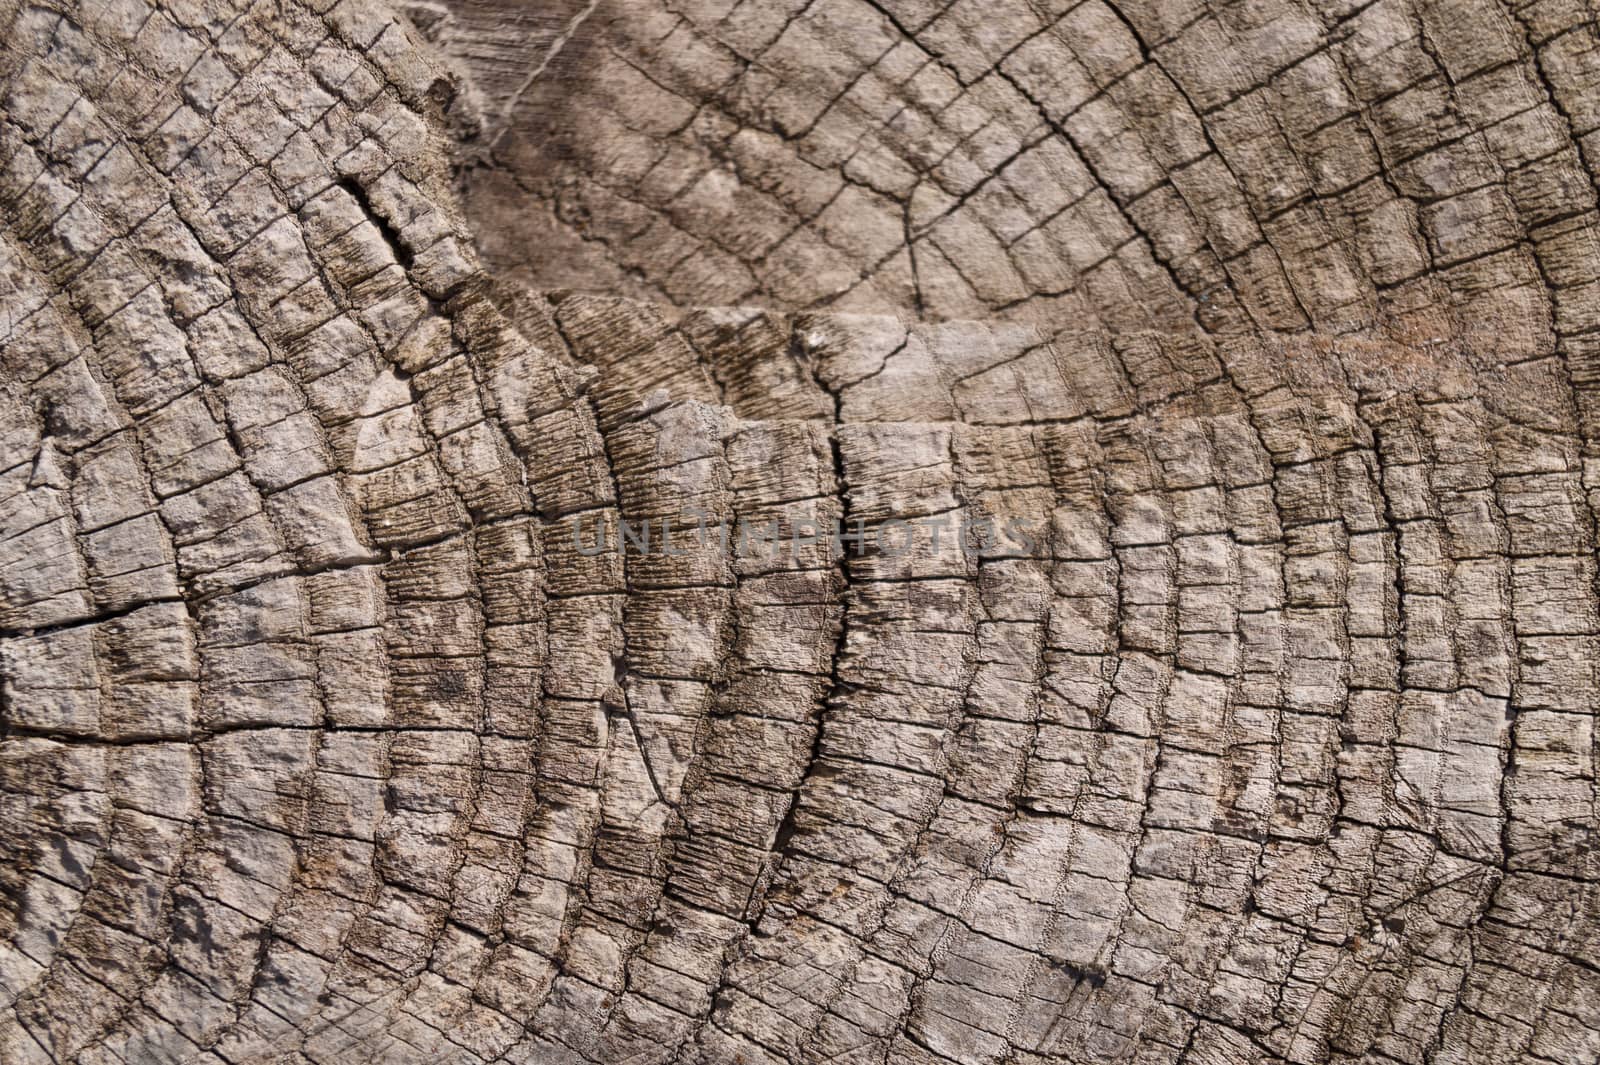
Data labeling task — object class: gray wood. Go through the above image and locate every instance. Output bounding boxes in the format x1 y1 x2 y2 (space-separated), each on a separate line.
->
1 2 1597 1063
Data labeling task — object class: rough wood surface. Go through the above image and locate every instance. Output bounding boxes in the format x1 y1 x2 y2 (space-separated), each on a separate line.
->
1 2 1599 1064
438 0 1600 347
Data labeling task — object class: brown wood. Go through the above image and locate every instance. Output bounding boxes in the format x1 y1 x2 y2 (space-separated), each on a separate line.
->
1 1 1597 1062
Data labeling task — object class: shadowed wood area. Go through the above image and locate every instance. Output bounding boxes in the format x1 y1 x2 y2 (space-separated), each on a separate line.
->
1 1 1598 1064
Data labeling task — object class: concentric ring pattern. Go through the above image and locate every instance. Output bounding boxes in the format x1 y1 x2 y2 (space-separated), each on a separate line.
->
1 3 1598 1065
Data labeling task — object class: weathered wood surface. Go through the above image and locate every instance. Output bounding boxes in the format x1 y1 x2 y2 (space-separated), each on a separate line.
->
1 2 1599 1064
438 0 1600 348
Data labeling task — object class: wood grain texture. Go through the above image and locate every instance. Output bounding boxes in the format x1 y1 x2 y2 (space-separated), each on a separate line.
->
441 0 1600 348
1 2 1598 1064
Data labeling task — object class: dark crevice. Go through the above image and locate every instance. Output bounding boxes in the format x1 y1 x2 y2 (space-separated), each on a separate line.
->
338 176 414 270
